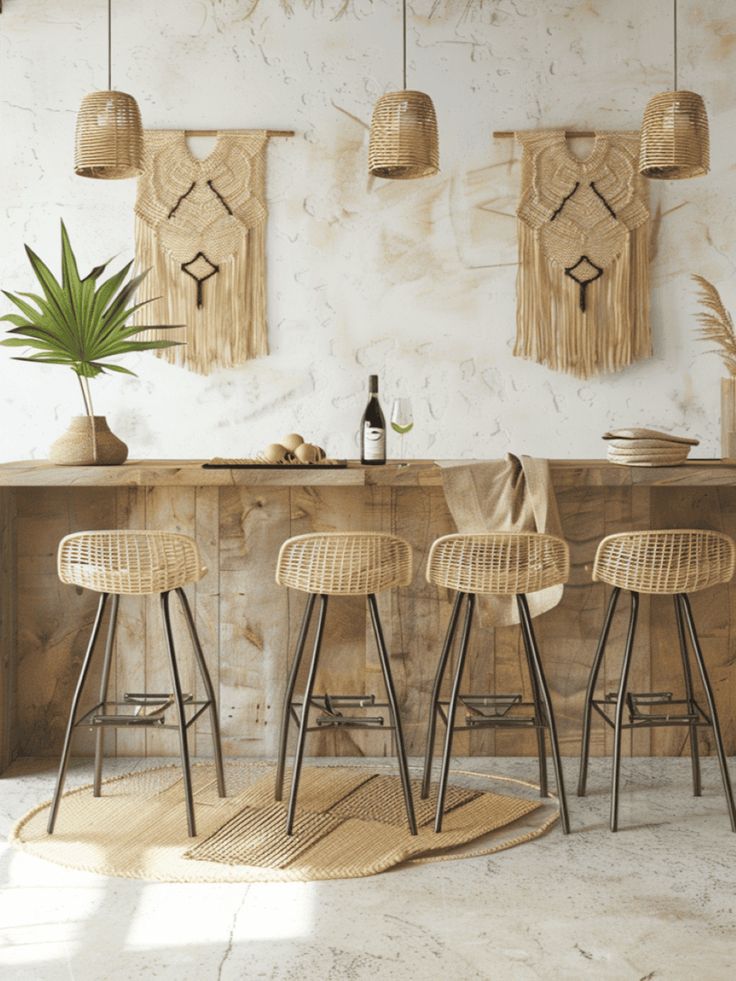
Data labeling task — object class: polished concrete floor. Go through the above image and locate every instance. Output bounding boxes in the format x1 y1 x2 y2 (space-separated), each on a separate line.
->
1 755 735 981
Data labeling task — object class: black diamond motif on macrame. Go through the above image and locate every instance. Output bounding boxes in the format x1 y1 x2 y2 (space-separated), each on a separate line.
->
181 251 219 309
564 254 603 312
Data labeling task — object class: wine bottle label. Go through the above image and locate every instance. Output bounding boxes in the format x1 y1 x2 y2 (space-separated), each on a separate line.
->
363 423 385 460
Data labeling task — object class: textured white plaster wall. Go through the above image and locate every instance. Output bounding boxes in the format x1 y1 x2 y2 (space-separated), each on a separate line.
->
1 0 735 462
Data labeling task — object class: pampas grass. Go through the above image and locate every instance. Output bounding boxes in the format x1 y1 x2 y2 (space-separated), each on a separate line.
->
692 275 736 376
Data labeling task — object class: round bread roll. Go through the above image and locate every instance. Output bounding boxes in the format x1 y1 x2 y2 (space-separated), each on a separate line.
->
294 442 320 463
281 433 305 453
314 446 326 461
262 443 288 463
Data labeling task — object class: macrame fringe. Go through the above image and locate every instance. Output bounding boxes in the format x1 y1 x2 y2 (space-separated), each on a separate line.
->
135 220 268 375
514 222 651 379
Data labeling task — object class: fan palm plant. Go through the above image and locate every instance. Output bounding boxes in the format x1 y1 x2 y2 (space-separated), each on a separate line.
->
1 221 182 460
2 220 182 410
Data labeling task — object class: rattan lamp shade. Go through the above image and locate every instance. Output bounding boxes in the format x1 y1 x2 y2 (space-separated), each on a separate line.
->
639 90 709 180
368 90 439 180
75 90 144 179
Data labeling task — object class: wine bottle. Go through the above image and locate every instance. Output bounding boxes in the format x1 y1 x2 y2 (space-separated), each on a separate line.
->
360 375 386 466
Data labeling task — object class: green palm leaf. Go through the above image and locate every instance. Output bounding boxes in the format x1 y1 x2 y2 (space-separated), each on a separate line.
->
1 221 184 412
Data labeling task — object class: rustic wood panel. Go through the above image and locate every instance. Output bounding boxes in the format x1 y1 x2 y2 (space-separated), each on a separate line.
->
289 485 382 758
142 488 196 757
0 489 16 770
649 487 736 757
193 487 220 758
15 488 117 757
113 487 147 757
219 486 290 757
6 476 736 767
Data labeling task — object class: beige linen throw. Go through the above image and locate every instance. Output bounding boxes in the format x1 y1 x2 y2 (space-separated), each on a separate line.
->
439 456 563 625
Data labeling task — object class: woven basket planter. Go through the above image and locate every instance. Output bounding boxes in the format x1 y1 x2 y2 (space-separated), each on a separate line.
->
75 90 144 179
368 90 439 180
639 89 709 179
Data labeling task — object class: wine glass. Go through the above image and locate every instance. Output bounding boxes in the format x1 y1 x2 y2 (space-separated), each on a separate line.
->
390 398 413 462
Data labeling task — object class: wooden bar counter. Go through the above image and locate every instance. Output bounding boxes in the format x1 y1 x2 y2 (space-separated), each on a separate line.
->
2 458 736 773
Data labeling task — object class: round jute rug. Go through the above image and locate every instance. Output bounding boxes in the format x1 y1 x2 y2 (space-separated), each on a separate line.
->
10 761 559 883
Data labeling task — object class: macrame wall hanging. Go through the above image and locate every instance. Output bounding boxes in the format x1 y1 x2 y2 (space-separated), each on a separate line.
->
134 130 271 374
514 130 651 379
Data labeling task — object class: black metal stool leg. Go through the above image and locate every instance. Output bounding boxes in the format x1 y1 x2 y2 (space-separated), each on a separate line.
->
275 593 316 801
674 594 702 797
610 590 639 832
368 594 417 836
47 592 109 834
517 594 570 835
161 591 196 838
519 609 548 798
435 593 475 833
93 593 119 797
286 595 328 836
578 587 620 797
421 591 464 800
679 594 736 832
176 588 226 798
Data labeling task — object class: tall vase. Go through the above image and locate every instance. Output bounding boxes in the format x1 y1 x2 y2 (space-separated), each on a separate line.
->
48 416 128 466
721 378 736 459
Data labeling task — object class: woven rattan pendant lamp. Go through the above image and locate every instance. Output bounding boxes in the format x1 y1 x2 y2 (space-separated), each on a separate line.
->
368 0 439 180
75 0 143 179
639 0 709 180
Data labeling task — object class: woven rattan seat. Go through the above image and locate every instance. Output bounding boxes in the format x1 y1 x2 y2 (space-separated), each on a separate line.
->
426 533 569 595
276 532 412 596
593 530 735 595
58 530 206 596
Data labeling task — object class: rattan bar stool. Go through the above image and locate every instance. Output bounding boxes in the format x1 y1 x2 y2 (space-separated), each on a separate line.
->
47 530 226 838
578 530 736 832
274 532 417 836
422 532 571 834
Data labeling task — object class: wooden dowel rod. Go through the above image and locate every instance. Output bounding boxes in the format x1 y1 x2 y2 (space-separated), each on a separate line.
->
493 129 596 139
177 128 295 137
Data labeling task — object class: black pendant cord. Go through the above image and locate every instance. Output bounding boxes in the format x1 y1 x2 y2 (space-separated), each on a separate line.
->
402 0 407 90
107 0 112 90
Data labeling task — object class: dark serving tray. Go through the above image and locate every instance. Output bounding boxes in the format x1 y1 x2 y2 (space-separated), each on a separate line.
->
202 460 348 469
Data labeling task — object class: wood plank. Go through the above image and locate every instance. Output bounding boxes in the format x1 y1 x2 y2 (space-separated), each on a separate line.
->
193 487 221 758
219 486 291 757
391 485 457 759
15 488 117 757
289 485 378 759
649 487 736 756
143 487 197 758
0 489 17 771
2 458 736 490
113 487 147 758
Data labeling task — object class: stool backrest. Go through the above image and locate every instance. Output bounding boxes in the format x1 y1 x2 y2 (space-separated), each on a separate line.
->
593 530 736 594
276 532 412 595
427 532 570 595
58 530 204 595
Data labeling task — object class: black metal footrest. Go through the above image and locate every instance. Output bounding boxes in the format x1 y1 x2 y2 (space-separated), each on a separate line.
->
292 692 388 729
435 693 537 728
79 692 195 728
593 690 710 728
461 693 527 726
627 691 700 724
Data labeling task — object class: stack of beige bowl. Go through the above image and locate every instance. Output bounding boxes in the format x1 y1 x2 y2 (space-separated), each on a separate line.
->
603 428 699 467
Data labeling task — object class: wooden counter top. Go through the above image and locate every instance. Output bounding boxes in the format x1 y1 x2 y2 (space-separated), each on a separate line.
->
0 458 735 488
